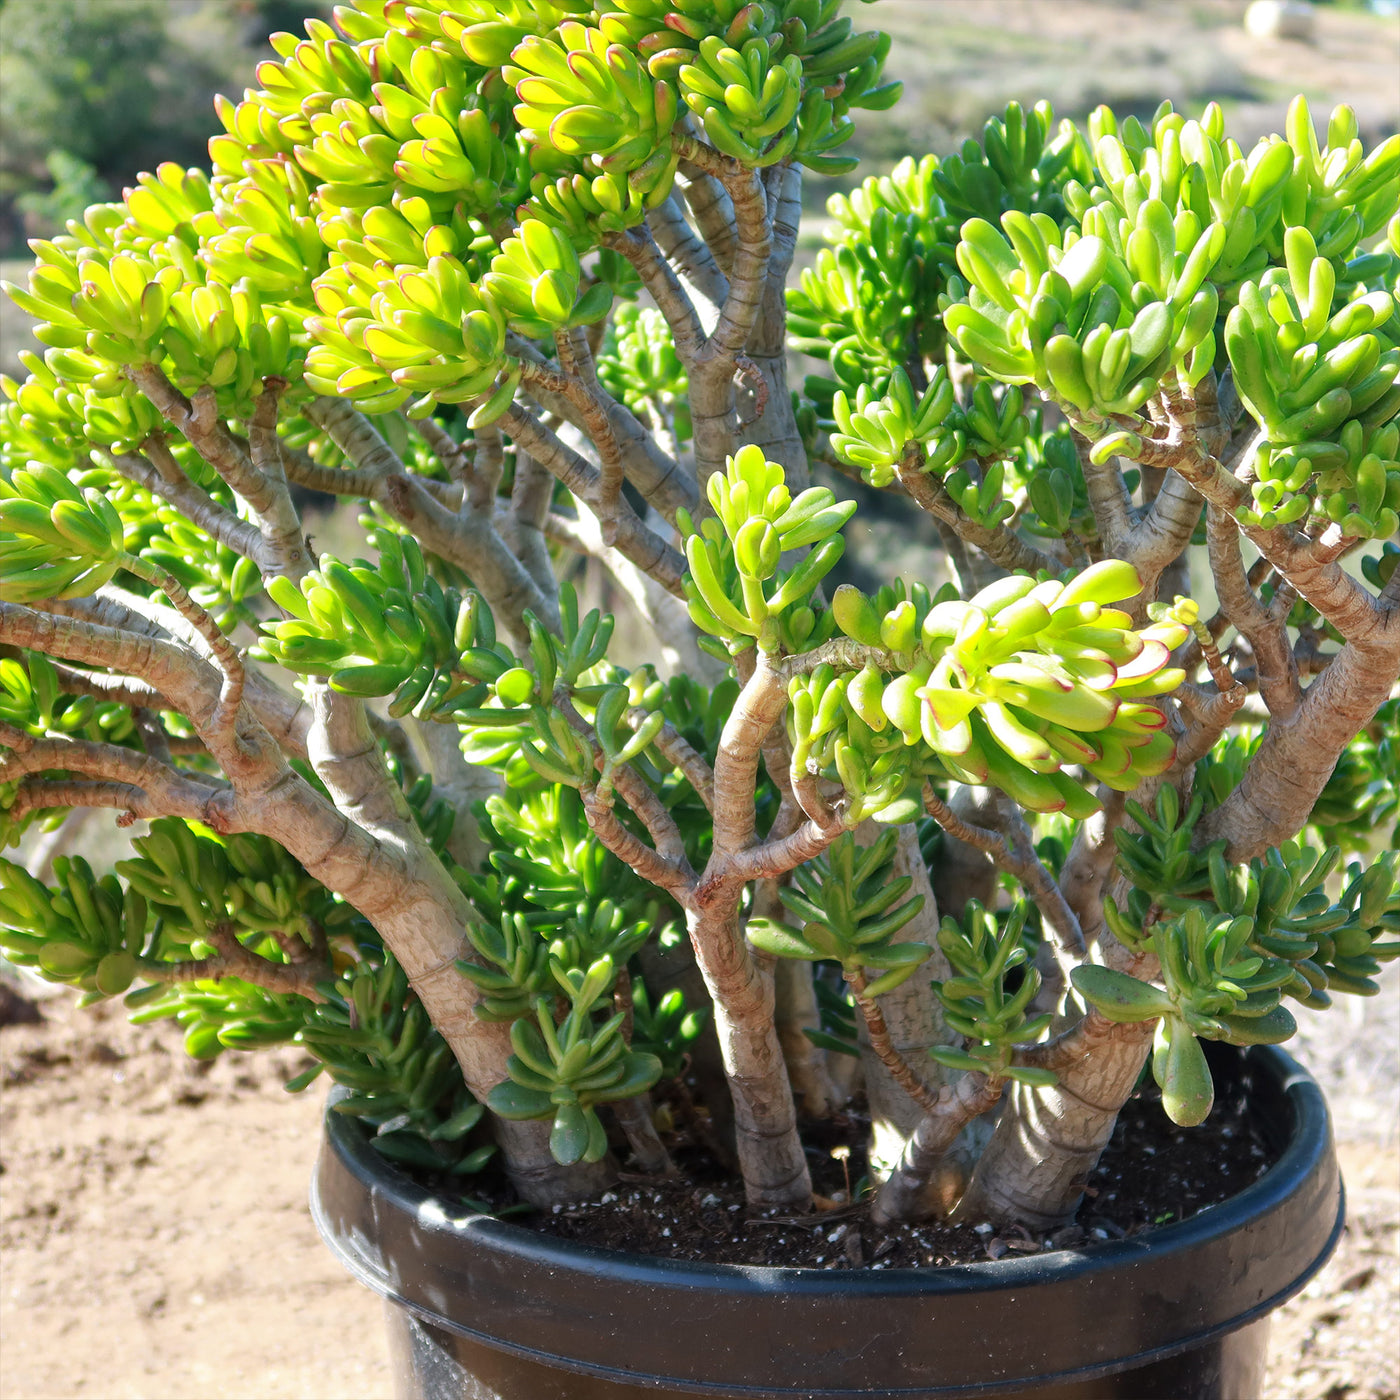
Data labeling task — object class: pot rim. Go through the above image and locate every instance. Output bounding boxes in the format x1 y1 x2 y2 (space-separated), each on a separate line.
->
311 1043 1344 1395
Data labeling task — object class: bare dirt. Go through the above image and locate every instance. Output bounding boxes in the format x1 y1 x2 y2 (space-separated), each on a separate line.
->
1260 970 1400 1400
0 994 392 1400
865 0 1400 153
1 970 1395 1399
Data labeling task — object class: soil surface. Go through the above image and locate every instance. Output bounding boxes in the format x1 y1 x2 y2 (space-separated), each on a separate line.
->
513 1081 1274 1269
2 969 1396 1399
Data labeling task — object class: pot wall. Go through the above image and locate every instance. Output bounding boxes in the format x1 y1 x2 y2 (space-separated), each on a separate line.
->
380 1303 1274 1399
311 1046 1342 1399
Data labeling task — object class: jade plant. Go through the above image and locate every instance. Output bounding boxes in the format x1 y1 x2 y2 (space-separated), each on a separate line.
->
1 0 1398 1240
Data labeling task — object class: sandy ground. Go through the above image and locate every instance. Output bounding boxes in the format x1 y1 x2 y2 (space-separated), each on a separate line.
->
0 996 393 1400
1260 970 1400 1400
0 969 1395 1400
869 0 1400 151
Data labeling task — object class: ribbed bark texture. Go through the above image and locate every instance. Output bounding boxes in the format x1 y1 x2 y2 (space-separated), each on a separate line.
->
686 906 811 1208
954 1017 1153 1230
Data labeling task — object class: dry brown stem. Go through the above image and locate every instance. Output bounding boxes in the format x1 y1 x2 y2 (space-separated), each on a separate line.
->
138 920 330 1002
896 448 1064 575
922 785 1083 955
844 968 940 1115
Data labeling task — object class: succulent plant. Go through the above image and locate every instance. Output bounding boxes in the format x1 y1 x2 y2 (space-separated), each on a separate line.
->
0 3 1395 1298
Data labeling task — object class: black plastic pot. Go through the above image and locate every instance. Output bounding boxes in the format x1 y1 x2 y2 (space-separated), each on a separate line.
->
311 1044 1342 1399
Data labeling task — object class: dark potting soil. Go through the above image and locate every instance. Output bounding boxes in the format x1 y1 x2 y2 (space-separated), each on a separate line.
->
416 1067 1280 1270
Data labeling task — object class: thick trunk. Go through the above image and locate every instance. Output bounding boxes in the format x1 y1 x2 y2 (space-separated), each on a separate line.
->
1153 535 1193 610
262 775 605 1206
952 779 1171 1231
952 1013 1153 1230
872 1073 1003 1226
281 692 505 1094
686 903 811 1208
1126 467 1203 610
739 350 806 486
495 1120 615 1204
738 165 806 487
689 654 814 1207
688 163 770 491
292 686 608 1205
1200 633 1400 860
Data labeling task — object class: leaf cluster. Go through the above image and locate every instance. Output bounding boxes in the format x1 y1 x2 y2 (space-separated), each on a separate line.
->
486 954 663 1165
812 562 1186 820
747 828 929 996
928 900 1055 1087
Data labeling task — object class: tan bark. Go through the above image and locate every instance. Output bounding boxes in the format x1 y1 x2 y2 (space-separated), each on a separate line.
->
675 655 819 1208
270 686 609 1205
872 1073 1004 1226
647 193 729 314
1058 789 1127 951
678 145 770 490
494 1121 615 1203
1206 506 1302 719
498 393 685 600
749 850 838 1119
685 897 811 1208
736 163 806 486
127 365 307 580
924 789 1083 955
953 1012 1154 1230
43 592 312 758
1199 625 1400 861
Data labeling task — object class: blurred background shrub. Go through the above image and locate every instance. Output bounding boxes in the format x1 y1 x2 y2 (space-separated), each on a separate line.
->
0 0 1394 385
0 0 332 253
